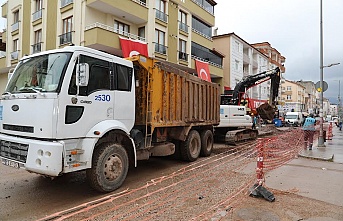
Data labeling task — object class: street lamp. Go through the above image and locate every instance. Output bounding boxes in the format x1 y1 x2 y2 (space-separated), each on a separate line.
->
318 62 340 147
318 0 341 146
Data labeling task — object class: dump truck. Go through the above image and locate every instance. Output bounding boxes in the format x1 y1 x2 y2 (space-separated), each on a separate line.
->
0 46 219 192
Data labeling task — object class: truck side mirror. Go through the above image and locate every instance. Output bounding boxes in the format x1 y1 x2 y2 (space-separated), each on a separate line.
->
76 63 89 86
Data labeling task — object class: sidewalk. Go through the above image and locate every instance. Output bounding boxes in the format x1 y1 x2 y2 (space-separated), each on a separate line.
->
230 125 343 220
299 124 343 163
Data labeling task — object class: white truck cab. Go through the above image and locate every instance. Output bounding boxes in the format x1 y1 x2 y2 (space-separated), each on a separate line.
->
0 46 136 191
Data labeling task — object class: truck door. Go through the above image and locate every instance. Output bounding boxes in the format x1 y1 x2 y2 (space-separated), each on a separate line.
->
57 53 114 139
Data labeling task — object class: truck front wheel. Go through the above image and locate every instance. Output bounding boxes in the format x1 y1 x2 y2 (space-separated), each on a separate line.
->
86 143 129 192
181 130 201 161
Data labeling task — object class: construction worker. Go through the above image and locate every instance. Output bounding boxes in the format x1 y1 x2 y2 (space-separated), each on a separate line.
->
251 113 257 130
302 114 316 150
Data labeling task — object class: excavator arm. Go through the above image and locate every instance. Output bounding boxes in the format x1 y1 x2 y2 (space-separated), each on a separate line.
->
229 67 280 105
221 67 281 120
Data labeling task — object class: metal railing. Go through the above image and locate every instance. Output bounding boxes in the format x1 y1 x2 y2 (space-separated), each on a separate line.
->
191 28 212 41
32 9 42 21
154 43 167 55
10 51 18 60
11 22 19 32
191 55 222 68
61 0 73 8
179 22 188 33
155 9 167 23
178 51 188 61
131 0 147 7
85 22 146 42
59 32 72 45
32 42 42 54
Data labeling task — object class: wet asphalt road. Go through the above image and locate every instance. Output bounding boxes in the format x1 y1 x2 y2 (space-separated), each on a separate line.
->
0 155 190 221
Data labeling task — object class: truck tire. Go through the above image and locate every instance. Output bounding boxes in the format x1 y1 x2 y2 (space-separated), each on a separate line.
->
86 143 129 192
180 130 201 162
200 130 213 157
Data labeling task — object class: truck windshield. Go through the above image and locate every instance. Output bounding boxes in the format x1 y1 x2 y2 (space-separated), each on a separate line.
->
5 52 72 94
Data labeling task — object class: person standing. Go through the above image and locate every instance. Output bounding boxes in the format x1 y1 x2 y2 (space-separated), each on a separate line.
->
302 114 316 150
251 113 257 130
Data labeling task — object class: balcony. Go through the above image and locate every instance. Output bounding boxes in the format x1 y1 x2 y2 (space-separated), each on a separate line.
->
32 42 42 54
87 0 148 25
178 51 188 62
179 22 188 33
181 0 215 27
10 51 18 60
84 22 146 54
154 43 167 55
59 32 73 45
155 9 167 23
11 22 19 32
61 0 73 8
2 1 7 18
32 9 42 21
243 53 250 64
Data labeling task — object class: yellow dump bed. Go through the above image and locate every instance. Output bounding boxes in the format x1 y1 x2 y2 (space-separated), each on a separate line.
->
131 56 219 128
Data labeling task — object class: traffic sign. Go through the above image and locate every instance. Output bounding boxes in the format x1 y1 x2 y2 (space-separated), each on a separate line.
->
315 81 328 92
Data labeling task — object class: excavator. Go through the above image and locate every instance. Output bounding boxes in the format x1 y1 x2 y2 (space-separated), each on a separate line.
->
215 67 281 144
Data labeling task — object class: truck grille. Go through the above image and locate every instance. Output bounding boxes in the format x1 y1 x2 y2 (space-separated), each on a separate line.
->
3 124 34 133
0 140 28 163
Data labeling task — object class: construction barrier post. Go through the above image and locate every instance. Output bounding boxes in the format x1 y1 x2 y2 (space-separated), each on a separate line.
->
327 122 333 140
256 140 264 185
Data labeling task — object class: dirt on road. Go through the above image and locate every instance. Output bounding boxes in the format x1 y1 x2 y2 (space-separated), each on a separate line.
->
1 127 342 221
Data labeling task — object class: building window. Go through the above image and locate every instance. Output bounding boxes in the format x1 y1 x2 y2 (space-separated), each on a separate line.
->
32 29 42 53
286 95 292 100
12 10 19 32
179 10 188 33
60 17 73 45
138 26 145 41
191 42 222 67
192 16 212 38
235 60 239 71
234 41 240 52
114 20 130 37
33 0 43 21
11 39 19 60
179 39 187 61
154 29 166 54
155 0 167 22
287 86 292 91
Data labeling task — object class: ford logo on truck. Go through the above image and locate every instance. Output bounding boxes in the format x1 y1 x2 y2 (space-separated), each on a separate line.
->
11 105 19 111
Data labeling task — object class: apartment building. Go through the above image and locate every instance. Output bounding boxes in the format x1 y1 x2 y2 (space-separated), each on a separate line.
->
251 42 286 106
280 80 306 112
213 32 270 98
0 0 224 93
296 80 318 114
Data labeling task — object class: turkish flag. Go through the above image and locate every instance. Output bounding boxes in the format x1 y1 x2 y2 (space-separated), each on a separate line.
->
195 59 211 82
119 37 148 58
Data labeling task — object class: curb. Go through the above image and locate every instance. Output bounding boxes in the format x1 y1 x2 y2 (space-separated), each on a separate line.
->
298 152 334 162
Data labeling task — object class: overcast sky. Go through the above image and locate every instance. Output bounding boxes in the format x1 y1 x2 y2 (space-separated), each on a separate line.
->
215 0 343 103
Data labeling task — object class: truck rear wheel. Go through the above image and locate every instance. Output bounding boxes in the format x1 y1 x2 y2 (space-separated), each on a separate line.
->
181 130 201 162
200 130 213 157
86 143 129 192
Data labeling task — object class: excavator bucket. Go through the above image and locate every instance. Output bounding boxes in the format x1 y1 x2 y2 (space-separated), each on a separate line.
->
257 103 276 121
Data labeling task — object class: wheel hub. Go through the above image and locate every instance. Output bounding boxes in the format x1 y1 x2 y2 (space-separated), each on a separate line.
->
104 154 122 181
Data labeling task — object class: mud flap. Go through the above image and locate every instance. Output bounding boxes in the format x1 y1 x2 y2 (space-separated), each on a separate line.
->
249 183 275 202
